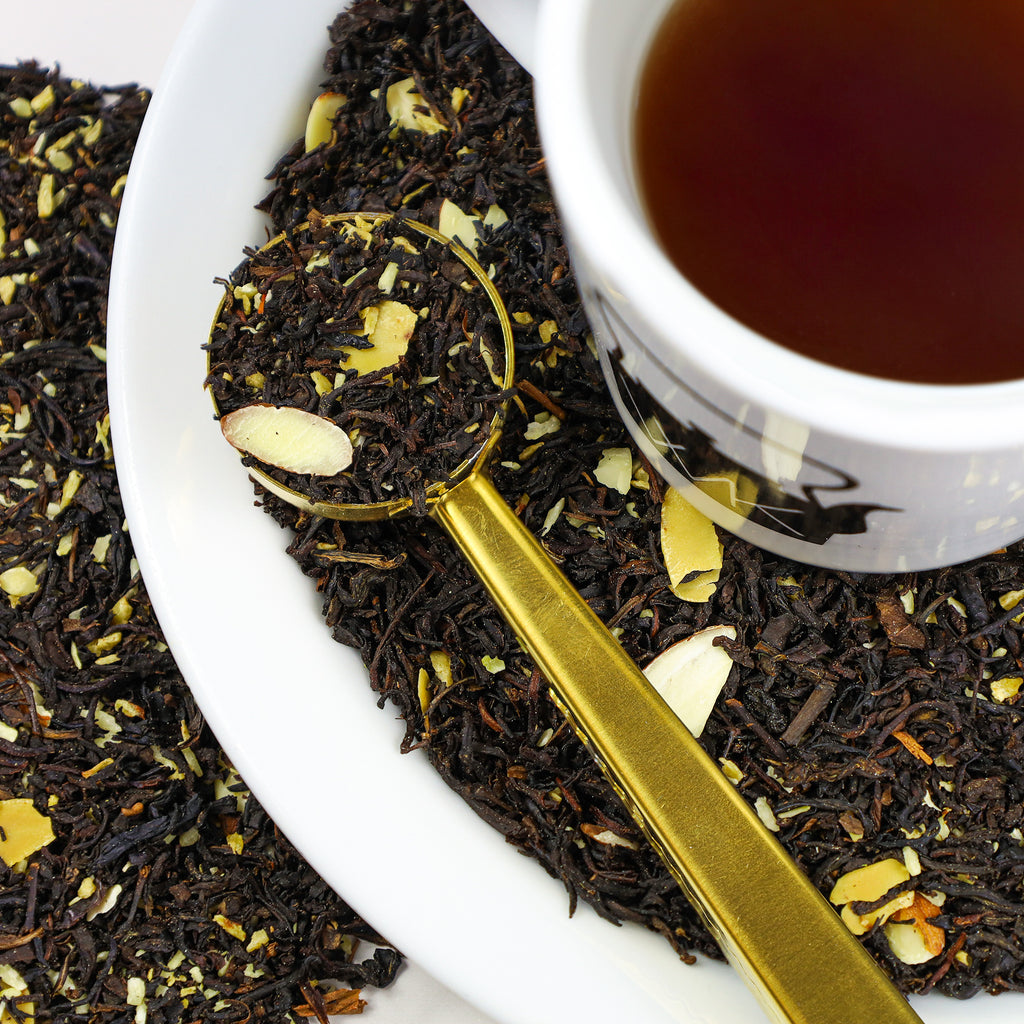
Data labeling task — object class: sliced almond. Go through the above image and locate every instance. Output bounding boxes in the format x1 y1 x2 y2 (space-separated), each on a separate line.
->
660 486 723 602
438 199 480 254
643 625 736 737
0 798 55 866
483 204 508 230
427 651 452 688
829 858 911 907
343 300 418 375
386 77 446 135
695 468 759 520
220 404 353 476
992 676 1023 703
594 447 633 495
304 91 347 152
828 857 928 936
840 890 915 936
884 919 942 965
0 565 39 598
755 796 780 832
416 667 431 718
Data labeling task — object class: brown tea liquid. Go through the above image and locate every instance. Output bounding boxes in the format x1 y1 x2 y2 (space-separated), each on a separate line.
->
635 0 1024 384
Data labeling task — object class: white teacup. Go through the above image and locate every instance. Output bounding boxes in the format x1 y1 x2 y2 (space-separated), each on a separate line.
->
465 0 1024 573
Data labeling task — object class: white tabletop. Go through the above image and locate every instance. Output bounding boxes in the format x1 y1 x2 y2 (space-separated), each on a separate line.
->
1 2 495 1020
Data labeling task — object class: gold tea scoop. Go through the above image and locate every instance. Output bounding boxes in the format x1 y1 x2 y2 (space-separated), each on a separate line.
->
208 213 923 1024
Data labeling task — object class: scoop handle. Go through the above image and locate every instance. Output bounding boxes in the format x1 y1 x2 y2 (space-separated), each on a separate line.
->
431 470 923 1024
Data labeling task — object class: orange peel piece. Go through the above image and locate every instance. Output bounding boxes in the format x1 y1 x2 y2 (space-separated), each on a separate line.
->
885 894 946 963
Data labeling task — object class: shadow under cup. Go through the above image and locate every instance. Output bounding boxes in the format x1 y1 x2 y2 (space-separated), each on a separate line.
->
535 0 1024 574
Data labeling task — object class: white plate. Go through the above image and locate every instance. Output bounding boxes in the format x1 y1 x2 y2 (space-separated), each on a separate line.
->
106 2 999 1022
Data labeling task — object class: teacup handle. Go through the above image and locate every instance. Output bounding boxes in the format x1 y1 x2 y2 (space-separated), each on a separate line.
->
462 0 540 73
432 469 924 1024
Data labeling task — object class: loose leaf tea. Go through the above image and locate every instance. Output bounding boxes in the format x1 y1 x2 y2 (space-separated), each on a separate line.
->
0 64 401 1023
226 0 1024 1001
206 212 508 511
